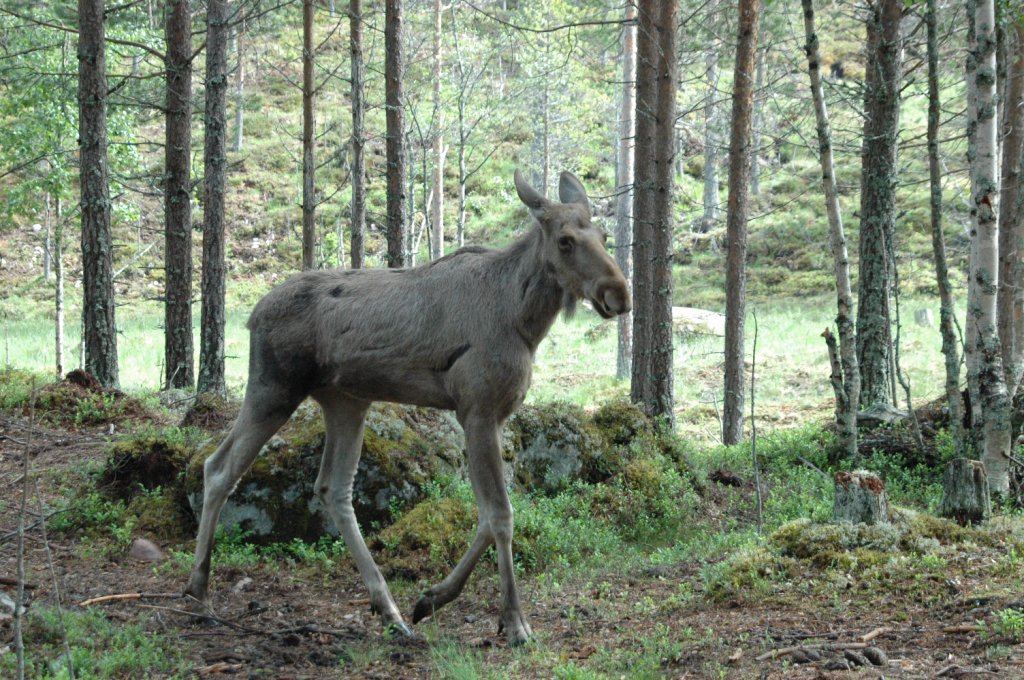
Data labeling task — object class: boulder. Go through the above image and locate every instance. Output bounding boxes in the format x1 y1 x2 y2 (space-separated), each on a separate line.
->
672 307 726 338
184 403 464 543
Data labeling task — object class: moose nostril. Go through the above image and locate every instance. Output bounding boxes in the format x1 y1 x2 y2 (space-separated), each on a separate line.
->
604 287 631 315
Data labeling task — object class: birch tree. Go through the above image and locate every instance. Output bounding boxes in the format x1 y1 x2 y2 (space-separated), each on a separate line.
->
429 0 445 261
801 0 859 460
966 0 1011 495
615 1 637 381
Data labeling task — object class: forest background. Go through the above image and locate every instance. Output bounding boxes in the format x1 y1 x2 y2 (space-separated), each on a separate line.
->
1 0 1024 678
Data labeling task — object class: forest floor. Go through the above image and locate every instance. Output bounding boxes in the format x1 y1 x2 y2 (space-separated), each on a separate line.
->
3 412 1024 679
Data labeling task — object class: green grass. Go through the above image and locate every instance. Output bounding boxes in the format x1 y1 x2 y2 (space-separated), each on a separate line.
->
2 606 188 679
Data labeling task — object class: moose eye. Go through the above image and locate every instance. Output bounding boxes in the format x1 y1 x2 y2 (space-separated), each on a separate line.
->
557 235 574 253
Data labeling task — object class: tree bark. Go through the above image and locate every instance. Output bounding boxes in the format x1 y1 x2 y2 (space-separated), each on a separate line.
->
301 0 316 271
722 0 760 445
701 0 721 232
856 0 902 409
615 2 637 381
939 458 991 525
78 0 119 387
54 197 65 377
997 20 1024 399
630 0 678 426
802 0 859 460
385 0 406 268
164 0 194 390
967 0 1011 495
429 0 445 261
349 0 366 269
926 0 965 454
199 0 229 395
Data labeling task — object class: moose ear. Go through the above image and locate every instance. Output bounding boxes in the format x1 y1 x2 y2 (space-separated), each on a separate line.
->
514 170 548 215
558 172 590 216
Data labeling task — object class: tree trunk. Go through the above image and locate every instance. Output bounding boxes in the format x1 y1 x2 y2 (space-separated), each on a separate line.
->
997 20 1024 399
164 0 194 390
233 20 244 152
199 0 229 396
615 1 637 382
926 0 965 454
429 0 445 261
856 0 902 409
385 0 406 268
54 197 64 378
78 0 119 387
631 0 678 426
302 0 316 271
802 0 859 460
349 0 366 269
832 470 889 525
967 0 1011 496
722 0 760 445
939 458 991 525
701 0 721 232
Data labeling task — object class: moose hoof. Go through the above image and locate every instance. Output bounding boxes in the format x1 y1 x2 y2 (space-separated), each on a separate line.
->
383 620 414 639
498 611 533 646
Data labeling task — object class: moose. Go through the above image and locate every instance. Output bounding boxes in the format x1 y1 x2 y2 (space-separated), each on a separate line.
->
185 170 631 645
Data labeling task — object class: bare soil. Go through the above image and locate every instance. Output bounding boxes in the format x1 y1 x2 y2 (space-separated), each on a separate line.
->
2 414 1024 679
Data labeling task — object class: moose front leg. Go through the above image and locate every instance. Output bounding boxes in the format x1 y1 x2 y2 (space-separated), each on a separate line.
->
414 413 531 645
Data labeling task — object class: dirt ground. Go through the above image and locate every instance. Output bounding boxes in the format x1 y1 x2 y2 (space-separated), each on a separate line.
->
2 413 1024 679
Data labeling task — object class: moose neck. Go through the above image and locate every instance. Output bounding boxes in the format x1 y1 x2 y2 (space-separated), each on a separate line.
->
499 226 568 353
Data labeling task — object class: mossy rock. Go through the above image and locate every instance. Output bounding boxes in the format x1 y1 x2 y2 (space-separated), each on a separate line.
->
98 431 198 540
371 496 477 580
184 402 464 544
507 400 655 494
180 392 238 432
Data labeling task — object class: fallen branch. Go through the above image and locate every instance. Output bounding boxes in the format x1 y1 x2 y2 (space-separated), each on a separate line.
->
942 624 984 634
79 592 181 607
755 641 868 662
861 626 890 643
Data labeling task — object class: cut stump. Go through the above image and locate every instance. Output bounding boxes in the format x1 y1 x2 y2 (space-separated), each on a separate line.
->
938 458 990 526
833 470 889 524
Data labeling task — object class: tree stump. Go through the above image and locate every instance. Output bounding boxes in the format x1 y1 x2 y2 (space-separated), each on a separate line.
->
938 458 990 526
832 470 889 524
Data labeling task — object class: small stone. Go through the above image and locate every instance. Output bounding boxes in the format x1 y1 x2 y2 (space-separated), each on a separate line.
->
231 576 254 593
863 647 888 666
128 537 166 562
464 614 478 624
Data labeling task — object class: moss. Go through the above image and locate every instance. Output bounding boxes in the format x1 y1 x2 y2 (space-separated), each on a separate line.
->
373 496 477 580
180 392 237 431
100 430 198 540
127 491 195 540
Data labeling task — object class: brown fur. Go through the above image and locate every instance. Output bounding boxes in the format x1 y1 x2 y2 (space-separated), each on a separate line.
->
185 171 630 645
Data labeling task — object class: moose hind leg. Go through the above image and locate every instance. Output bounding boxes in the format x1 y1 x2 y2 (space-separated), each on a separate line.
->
185 396 296 609
314 395 410 636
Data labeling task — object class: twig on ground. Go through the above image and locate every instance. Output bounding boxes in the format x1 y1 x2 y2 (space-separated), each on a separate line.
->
79 592 183 606
860 626 890 643
755 641 869 662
